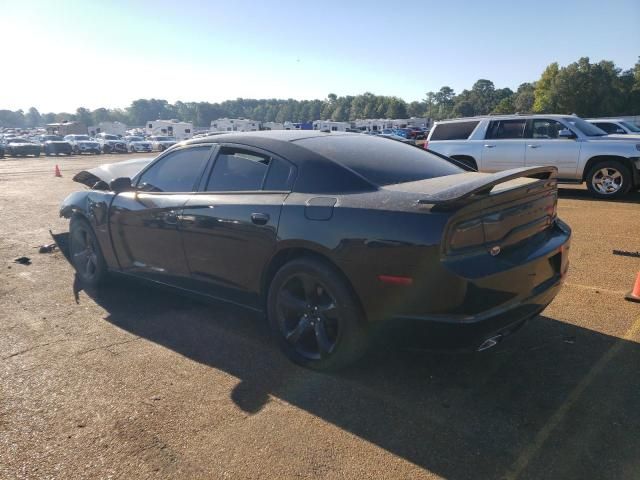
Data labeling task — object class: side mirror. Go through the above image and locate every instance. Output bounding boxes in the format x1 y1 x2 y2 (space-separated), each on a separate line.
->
109 177 133 193
558 129 575 139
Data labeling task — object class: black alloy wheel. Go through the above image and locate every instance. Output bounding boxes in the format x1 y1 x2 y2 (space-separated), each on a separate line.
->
268 257 369 370
69 217 107 288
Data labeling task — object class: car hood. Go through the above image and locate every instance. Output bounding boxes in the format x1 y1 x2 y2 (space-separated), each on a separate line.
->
72 157 154 188
9 142 37 147
46 140 70 144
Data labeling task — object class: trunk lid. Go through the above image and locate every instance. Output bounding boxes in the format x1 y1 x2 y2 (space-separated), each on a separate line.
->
385 166 558 256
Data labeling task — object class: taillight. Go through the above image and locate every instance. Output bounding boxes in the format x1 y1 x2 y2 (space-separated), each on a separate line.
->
423 140 429 150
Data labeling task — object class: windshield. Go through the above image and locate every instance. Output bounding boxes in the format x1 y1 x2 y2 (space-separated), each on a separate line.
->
45 135 63 141
620 121 640 133
128 136 143 141
9 138 31 144
74 135 91 141
104 134 119 140
563 117 607 136
156 136 175 141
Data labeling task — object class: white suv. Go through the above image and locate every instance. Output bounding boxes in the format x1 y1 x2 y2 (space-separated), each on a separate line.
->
586 118 640 139
425 114 640 198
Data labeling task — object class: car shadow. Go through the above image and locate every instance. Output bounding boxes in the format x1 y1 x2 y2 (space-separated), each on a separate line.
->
78 275 640 480
558 186 640 204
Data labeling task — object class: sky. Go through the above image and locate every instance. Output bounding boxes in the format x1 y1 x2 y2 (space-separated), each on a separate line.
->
1 0 638 112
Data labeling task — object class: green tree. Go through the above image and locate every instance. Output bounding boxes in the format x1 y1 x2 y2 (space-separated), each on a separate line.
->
513 83 535 112
533 62 559 112
24 107 41 127
75 107 92 126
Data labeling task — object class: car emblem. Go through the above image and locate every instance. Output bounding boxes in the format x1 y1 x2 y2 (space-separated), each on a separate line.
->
490 245 501 256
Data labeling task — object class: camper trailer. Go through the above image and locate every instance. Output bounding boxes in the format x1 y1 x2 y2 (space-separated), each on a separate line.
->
88 121 127 137
145 120 193 140
210 118 260 132
312 120 349 132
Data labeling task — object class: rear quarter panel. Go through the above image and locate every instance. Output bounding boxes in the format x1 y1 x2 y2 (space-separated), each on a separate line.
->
276 191 457 321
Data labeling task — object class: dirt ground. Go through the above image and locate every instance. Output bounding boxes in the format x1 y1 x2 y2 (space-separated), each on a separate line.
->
1 154 639 480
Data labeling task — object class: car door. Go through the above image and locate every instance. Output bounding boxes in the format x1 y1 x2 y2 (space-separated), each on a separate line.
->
179 145 295 308
524 118 581 179
480 119 527 172
109 145 213 286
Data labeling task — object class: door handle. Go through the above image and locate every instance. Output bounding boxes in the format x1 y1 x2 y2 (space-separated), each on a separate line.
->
164 210 179 225
484 144 495 148
527 144 540 148
251 213 270 225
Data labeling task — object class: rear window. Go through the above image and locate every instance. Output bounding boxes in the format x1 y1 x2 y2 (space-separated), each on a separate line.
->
430 121 479 140
297 135 462 186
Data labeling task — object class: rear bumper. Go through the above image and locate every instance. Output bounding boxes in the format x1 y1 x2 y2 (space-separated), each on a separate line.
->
387 273 562 351
383 220 571 351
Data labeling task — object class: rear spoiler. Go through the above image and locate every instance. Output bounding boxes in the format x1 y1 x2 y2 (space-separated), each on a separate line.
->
418 166 557 211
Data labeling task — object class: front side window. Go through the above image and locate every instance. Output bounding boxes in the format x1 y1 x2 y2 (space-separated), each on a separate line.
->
530 119 565 139
562 117 606 137
206 148 271 192
137 146 210 192
486 119 526 139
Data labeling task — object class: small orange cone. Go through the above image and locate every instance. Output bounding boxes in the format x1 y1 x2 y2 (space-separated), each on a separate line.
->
54 164 62 177
625 271 640 303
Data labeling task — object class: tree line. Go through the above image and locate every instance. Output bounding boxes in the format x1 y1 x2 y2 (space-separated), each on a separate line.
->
1 56 638 129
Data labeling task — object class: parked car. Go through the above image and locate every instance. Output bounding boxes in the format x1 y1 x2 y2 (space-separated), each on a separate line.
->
425 114 640 198
149 135 177 151
124 136 153 153
64 135 101 155
95 133 128 153
39 135 73 156
60 131 570 370
586 118 640 138
3 137 41 157
0 142 4 158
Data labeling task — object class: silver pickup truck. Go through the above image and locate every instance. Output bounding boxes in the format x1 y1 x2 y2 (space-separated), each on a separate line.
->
425 114 640 198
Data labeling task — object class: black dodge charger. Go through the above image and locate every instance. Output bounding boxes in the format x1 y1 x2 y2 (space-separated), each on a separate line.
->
59 131 570 370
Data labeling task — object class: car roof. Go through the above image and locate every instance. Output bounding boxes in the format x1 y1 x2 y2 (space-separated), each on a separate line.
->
434 114 575 124
184 129 345 145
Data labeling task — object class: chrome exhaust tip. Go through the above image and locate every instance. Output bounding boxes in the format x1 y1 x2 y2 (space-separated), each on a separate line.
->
477 335 502 352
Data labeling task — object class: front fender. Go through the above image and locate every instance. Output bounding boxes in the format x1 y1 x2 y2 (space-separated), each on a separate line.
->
59 190 120 269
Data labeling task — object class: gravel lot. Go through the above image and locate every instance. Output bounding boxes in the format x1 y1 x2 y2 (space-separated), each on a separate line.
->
1 154 639 479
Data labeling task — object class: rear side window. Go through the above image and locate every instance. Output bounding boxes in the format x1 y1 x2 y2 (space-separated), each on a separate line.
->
430 121 479 140
486 119 526 139
137 146 210 192
263 158 295 191
206 148 270 191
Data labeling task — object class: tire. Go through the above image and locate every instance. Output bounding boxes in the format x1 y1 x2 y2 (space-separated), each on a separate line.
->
586 160 632 199
158 145 166 152
34 153 40 157
69 217 107 289
267 257 370 371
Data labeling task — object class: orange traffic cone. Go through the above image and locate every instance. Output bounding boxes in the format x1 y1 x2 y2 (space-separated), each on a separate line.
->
54 164 62 177
625 271 640 303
